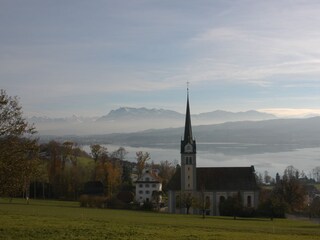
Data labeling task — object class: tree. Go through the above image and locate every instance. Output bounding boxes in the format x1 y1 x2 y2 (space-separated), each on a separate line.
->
104 161 122 197
158 160 176 192
310 197 320 217
196 185 210 218
255 172 263 185
0 90 38 199
136 151 150 178
180 191 195 214
312 167 320 182
264 170 271 184
90 144 107 180
0 89 35 136
275 173 281 184
46 141 64 198
90 144 107 164
219 192 243 219
152 190 162 211
111 147 128 161
272 166 306 213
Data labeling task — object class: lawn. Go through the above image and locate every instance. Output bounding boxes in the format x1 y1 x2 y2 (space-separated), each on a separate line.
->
0 198 320 240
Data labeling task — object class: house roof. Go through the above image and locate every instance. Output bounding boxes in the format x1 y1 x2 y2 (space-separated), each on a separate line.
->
135 170 162 183
167 166 259 191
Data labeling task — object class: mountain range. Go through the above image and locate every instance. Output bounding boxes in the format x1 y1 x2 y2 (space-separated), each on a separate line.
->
29 107 277 135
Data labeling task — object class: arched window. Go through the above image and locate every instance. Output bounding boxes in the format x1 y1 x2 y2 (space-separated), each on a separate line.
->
247 196 252 207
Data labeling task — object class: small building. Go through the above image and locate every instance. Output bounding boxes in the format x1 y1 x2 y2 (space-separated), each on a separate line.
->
135 168 162 204
167 90 260 215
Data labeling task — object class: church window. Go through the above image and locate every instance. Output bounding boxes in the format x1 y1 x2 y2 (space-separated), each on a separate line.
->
247 196 252 207
185 157 189 165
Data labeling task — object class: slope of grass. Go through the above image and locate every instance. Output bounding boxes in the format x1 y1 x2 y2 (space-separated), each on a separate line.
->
0 198 320 240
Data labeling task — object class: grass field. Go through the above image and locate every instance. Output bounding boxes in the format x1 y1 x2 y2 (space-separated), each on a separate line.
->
0 198 320 240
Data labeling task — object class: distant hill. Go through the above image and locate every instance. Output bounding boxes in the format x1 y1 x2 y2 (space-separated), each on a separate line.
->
40 117 320 155
193 110 276 122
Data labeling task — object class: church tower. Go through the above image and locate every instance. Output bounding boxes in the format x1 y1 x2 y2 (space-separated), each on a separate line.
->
181 89 197 191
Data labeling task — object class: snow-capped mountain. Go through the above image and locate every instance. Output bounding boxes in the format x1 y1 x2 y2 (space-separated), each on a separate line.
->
28 107 277 135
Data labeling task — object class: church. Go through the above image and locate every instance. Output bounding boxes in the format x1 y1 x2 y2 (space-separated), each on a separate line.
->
167 91 259 215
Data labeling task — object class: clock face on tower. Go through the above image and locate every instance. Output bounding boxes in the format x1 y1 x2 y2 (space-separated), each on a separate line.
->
184 143 193 153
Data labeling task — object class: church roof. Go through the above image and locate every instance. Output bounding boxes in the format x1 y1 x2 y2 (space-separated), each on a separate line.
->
167 166 259 191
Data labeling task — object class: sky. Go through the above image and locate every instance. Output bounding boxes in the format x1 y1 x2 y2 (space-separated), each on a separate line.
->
2 0 320 118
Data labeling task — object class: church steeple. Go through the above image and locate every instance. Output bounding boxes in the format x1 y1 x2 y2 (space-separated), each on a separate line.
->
184 91 193 143
180 86 197 192
181 88 196 154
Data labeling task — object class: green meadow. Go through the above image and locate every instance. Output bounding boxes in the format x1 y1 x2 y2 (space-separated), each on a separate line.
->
0 198 319 240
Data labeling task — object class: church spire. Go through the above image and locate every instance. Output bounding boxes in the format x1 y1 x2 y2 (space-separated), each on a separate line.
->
181 85 196 154
184 89 193 143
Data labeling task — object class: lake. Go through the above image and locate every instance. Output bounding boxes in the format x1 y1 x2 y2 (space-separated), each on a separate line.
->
82 143 320 179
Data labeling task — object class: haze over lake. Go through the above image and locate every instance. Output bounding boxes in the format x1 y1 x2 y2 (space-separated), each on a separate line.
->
83 143 320 178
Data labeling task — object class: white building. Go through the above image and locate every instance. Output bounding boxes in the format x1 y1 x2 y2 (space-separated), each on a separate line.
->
135 168 162 204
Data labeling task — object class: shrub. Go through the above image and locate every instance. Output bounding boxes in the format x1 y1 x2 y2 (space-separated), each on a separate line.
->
106 197 128 209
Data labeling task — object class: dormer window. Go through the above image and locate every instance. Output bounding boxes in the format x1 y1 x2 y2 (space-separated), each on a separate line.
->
145 177 150 181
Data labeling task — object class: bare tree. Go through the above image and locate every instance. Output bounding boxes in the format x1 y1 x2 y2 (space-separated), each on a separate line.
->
312 167 320 182
136 151 150 178
111 147 128 161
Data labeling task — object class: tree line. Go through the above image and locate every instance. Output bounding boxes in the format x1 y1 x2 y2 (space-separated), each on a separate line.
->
1 89 320 217
0 90 177 205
